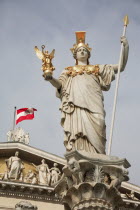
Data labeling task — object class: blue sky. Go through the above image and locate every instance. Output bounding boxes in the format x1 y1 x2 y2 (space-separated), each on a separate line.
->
0 0 140 185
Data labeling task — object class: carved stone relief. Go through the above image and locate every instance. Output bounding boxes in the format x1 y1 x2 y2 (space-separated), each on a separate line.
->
0 153 62 187
5 151 24 180
15 200 37 210
7 127 30 144
55 151 130 210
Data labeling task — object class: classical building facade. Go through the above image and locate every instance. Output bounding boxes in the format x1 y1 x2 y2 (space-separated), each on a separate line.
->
0 141 140 209
0 141 65 209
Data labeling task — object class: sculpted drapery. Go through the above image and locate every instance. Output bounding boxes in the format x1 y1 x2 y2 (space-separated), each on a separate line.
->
6 151 24 180
56 64 115 154
45 32 129 155
36 159 50 185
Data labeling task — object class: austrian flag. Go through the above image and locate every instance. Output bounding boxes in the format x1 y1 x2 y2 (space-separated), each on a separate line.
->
16 108 37 125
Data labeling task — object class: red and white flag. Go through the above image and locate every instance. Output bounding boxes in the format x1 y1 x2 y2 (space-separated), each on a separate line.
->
16 108 37 125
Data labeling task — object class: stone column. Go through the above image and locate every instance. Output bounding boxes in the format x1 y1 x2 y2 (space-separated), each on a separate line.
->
55 151 130 210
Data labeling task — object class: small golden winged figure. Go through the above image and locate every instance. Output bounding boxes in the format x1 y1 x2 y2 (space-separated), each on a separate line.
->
34 45 55 77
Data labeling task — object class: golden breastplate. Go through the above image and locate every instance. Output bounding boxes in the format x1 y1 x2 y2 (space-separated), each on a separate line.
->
65 65 100 77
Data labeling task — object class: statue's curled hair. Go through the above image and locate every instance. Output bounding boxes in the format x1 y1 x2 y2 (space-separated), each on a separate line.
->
73 47 91 65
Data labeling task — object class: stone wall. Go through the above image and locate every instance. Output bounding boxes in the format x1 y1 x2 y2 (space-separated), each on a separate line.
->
0 197 64 210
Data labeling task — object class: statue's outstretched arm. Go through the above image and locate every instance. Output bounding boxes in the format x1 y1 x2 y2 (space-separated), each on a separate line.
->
112 36 129 73
45 76 62 89
32 163 37 169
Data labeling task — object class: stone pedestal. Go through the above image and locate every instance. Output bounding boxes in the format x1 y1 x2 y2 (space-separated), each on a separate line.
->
55 151 130 210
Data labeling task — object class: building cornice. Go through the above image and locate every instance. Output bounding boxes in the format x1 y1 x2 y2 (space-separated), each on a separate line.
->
0 180 61 203
0 142 66 165
122 182 140 194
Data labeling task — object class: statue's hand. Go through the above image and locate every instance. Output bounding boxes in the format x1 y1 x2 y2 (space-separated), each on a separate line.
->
120 36 128 47
44 75 53 81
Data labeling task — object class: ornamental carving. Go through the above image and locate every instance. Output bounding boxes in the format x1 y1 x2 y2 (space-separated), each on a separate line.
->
65 65 99 77
15 200 37 210
7 127 30 144
55 151 130 210
0 153 62 187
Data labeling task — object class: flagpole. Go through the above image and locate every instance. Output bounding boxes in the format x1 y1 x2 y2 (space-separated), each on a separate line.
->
13 106 17 130
107 15 129 156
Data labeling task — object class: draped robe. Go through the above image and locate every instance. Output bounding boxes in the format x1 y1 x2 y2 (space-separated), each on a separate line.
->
37 163 50 185
6 156 23 179
56 65 115 154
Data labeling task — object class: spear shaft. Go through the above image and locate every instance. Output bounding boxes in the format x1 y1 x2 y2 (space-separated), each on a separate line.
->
107 16 129 155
